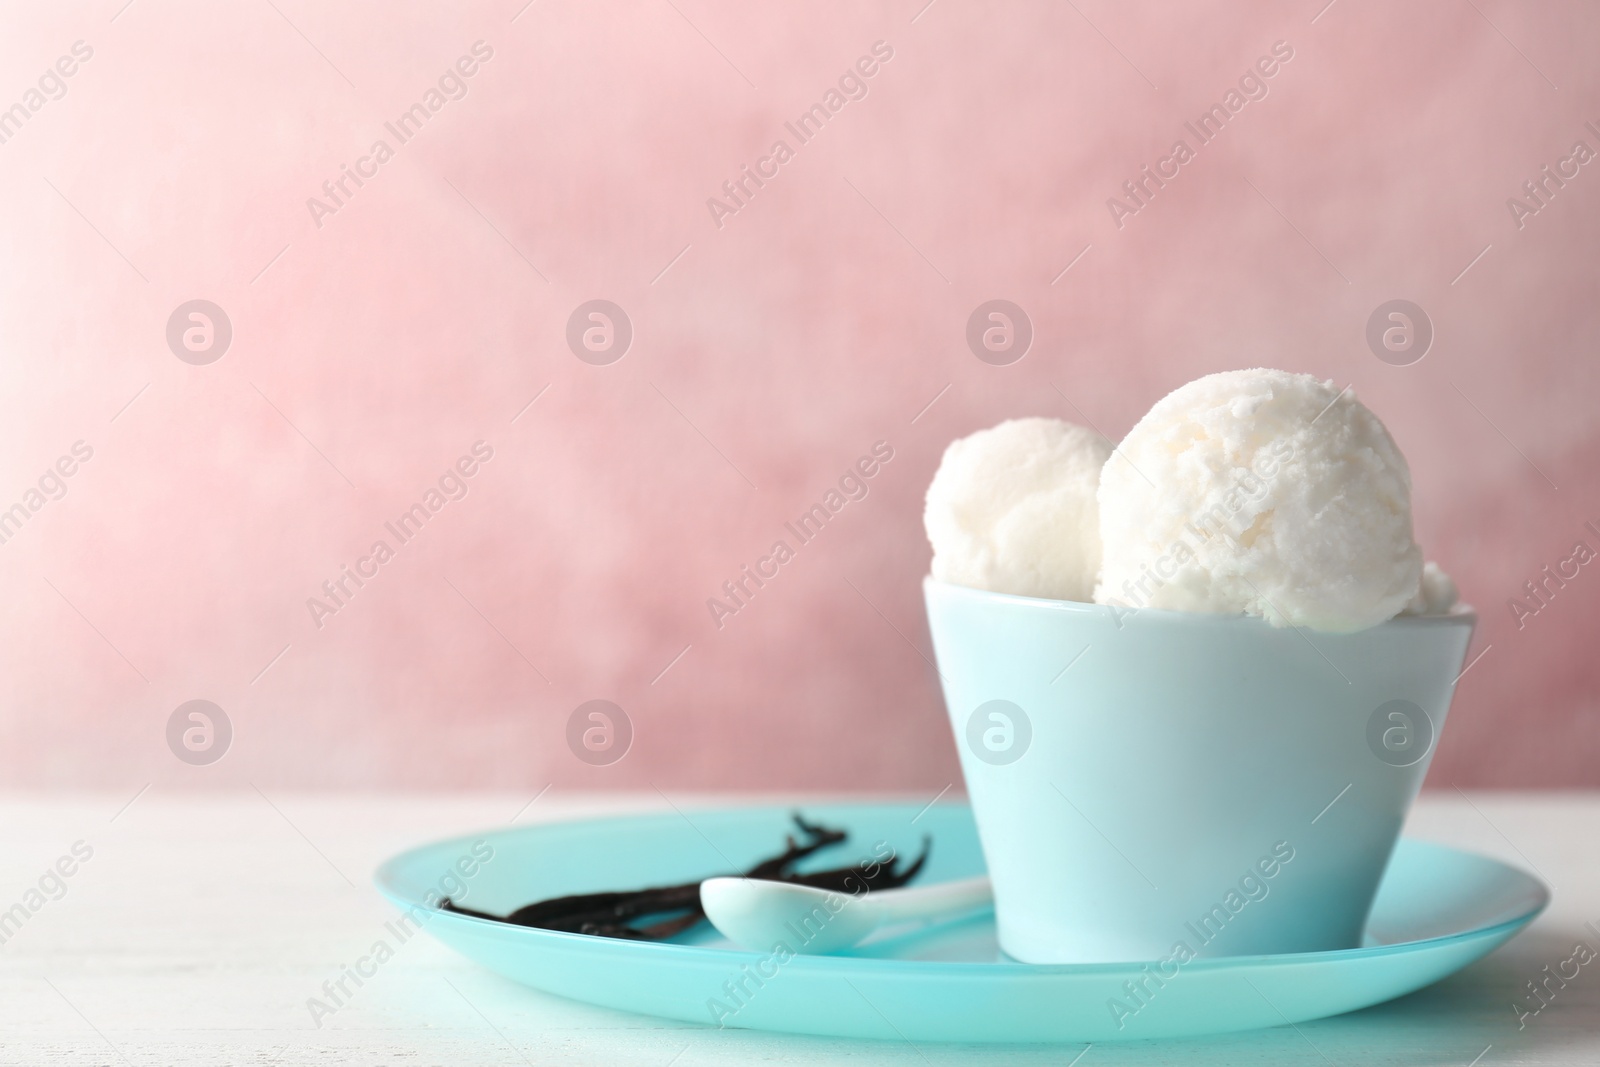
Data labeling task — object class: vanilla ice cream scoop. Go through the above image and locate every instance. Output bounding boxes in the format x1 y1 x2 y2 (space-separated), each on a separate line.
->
925 417 1112 602
1095 369 1423 632
1402 561 1460 616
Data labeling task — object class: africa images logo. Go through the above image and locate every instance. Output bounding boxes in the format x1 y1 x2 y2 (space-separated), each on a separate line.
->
706 441 893 629
0 40 93 148
1105 40 1294 229
965 700 1031 765
306 41 494 230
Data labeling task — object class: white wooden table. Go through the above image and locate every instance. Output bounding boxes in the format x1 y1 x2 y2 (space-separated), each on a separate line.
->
0 791 1594 1066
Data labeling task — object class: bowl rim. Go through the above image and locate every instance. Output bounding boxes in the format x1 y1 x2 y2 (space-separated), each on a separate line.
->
922 575 1478 630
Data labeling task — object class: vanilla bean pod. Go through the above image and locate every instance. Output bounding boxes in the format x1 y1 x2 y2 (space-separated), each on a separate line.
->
442 813 841 932
441 814 930 941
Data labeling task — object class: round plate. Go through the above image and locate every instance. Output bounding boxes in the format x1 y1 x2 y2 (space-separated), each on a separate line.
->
374 802 1547 1043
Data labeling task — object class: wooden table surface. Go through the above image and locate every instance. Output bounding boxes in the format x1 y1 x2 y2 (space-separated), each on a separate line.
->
0 791 1594 1066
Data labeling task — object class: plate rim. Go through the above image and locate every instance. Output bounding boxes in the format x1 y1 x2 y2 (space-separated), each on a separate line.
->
373 801 1550 977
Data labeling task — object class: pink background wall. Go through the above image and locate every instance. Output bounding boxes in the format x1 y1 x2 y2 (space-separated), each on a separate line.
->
1 0 1595 791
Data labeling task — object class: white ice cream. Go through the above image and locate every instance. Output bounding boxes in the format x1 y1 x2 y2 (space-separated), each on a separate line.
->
1094 369 1423 632
925 417 1112 602
1402 561 1459 616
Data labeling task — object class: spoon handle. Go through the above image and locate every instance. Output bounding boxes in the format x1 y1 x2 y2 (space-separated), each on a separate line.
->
874 876 993 922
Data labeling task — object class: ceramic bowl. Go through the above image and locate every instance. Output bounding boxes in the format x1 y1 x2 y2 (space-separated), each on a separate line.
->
923 577 1475 963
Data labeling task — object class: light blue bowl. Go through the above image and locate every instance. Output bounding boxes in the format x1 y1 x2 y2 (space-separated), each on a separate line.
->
923 578 1475 964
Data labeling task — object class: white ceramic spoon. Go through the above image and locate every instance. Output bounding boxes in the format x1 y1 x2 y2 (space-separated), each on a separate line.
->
700 875 993 955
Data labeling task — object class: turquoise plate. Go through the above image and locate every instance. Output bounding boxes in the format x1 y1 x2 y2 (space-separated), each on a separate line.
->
373 802 1547 1043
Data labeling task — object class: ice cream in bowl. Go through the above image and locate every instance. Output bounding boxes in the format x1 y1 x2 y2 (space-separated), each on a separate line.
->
922 369 1474 964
